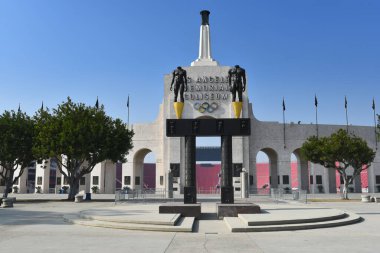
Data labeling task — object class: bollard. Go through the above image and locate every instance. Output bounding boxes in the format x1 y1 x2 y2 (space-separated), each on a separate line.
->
240 169 249 198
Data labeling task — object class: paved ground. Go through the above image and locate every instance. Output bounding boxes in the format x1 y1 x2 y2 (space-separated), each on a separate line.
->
1 196 380 252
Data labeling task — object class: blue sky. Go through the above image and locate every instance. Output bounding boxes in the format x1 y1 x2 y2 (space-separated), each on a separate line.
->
1 0 379 131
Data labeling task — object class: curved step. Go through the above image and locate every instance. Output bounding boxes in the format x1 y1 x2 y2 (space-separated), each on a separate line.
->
224 212 362 232
239 209 347 226
64 214 194 232
79 211 181 226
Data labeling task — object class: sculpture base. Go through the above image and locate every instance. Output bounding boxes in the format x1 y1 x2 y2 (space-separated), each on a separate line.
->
221 186 234 204
232 102 242 118
173 102 184 119
159 203 201 219
216 203 261 219
184 186 197 204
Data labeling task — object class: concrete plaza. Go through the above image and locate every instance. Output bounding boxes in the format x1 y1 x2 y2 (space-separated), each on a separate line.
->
1 195 380 253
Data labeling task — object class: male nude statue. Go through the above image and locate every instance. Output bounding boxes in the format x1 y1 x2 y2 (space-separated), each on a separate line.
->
228 65 246 102
170 66 188 103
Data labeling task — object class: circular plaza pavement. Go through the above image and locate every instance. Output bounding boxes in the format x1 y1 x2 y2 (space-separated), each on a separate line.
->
1 196 380 252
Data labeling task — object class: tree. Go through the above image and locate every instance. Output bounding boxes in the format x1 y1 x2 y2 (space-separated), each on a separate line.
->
34 97 134 201
301 129 375 199
0 110 35 198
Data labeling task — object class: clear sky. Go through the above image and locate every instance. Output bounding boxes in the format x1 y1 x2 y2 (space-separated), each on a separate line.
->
1 0 379 131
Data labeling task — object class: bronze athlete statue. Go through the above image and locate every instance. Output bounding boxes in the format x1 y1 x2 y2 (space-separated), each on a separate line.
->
228 65 246 102
170 66 188 102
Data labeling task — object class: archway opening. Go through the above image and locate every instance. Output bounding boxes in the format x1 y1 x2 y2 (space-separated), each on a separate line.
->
290 153 298 189
256 151 269 193
292 149 309 192
196 137 221 194
256 148 278 192
144 152 156 189
133 149 156 190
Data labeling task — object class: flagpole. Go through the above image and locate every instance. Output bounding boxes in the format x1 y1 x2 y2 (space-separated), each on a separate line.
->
315 107 318 137
283 97 286 149
373 98 377 150
315 95 318 137
345 96 349 133
127 95 130 128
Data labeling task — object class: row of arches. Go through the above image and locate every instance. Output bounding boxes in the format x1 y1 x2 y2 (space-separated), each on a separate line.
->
130 147 309 191
130 147 367 193
256 148 309 191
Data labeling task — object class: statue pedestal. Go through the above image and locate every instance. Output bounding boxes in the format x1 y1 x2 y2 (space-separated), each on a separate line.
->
232 102 242 118
173 102 184 119
159 203 201 219
216 203 261 219
184 186 197 204
221 186 234 204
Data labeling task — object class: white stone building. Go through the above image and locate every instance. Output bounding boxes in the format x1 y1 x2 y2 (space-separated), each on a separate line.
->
120 11 380 195
2 10 380 195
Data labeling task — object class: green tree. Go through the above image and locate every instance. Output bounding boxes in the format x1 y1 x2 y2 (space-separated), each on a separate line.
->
34 97 133 201
301 129 375 199
0 110 35 198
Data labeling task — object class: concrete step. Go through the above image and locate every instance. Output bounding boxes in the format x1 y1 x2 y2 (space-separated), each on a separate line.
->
63 214 194 232
79 211 181 226
238 209 347 226
224 212 362 232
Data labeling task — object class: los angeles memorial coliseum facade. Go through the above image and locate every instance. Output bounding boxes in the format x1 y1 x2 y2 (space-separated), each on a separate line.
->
2 11 380 196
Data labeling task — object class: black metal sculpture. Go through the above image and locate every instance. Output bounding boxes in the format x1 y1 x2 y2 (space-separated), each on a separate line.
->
170 66 188 102
228 65 246 102
200 10 210 25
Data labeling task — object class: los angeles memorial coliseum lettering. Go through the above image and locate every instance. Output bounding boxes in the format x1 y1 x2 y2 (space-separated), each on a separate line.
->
184 76 230 101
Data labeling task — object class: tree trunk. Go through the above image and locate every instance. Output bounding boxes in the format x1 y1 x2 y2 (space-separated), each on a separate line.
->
342 178 349 200
2 172 14 198
68 178 80 201
3 181 11 198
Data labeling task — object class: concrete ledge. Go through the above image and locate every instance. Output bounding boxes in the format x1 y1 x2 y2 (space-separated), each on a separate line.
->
79 212 182 226
159 203 201 219
64 214 194 232
75 195 84 203
239 209 347 226
1 198 14 208
216 203 261 219
361 195 370 202
224 212 362 232
1 197 16 204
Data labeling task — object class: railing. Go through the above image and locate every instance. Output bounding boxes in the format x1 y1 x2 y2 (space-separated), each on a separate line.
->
248 188 271 196
115 187 308 204
115 188 176 204
269 188 308 203
197 187 221 195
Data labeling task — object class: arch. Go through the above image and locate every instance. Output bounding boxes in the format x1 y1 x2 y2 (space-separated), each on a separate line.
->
292 148 309 192
257 148 279 189
133 148 156 190
194 116 219 193
196 115 215 119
